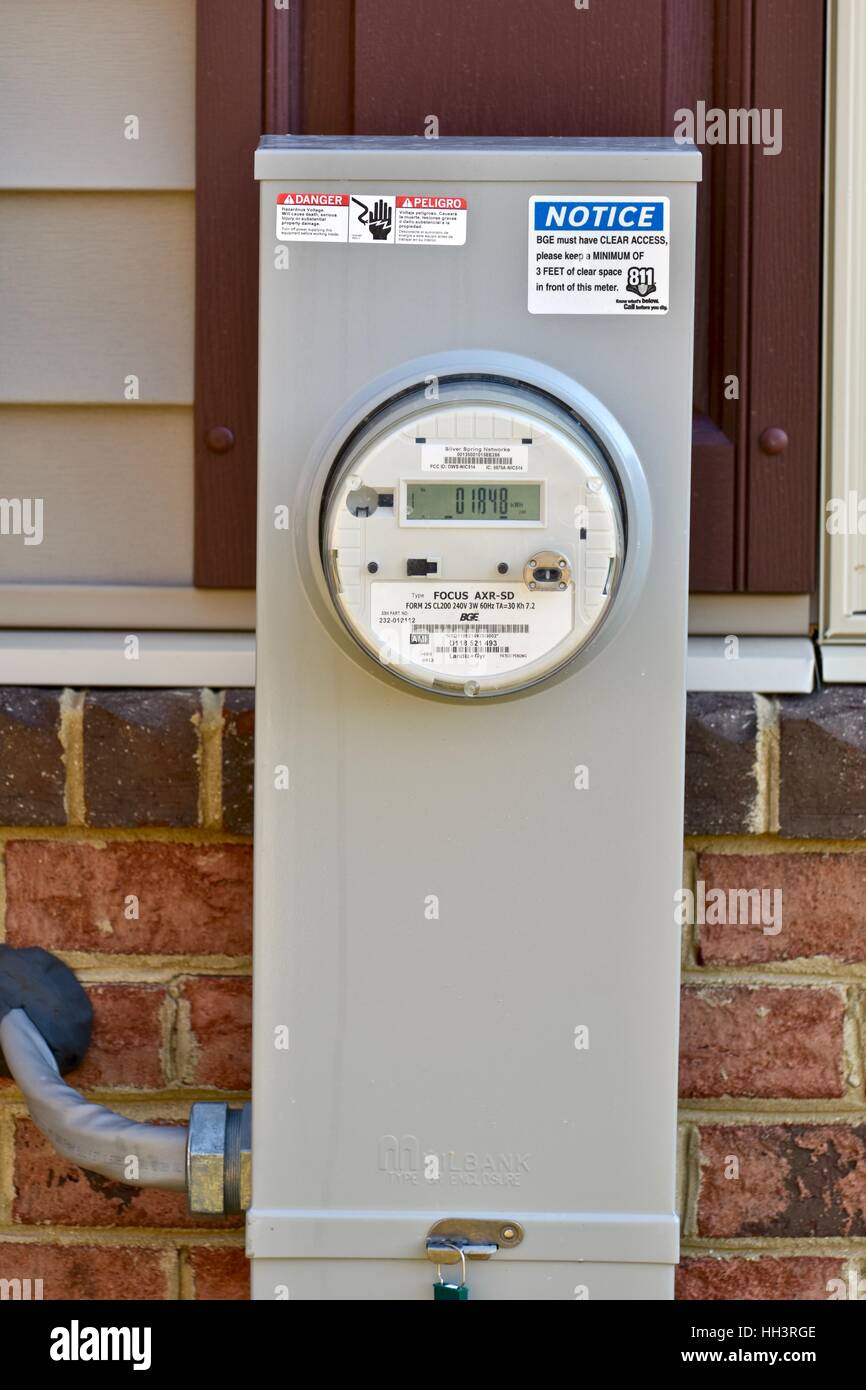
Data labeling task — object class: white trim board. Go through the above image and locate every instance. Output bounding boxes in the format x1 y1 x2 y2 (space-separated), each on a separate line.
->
687 637 815 693
820 644 866 683
688 593 811 636
0 631 255 687
822 1 866 639
0 632 817 693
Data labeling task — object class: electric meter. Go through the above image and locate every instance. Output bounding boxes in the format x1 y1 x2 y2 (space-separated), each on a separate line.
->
321 377 626 697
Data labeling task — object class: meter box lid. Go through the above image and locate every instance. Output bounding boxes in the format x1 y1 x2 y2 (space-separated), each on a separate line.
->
255 134 702 183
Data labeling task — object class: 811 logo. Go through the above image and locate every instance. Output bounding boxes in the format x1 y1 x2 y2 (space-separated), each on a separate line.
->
626 264 657 298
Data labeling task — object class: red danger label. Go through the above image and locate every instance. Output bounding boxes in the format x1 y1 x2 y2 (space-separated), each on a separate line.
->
277 192 349 206
397 196 468 210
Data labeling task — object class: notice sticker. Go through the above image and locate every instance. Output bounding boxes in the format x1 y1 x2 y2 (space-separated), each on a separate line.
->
371 582 572 677
528 196 670 315
421 442 529 474
276 193 349 241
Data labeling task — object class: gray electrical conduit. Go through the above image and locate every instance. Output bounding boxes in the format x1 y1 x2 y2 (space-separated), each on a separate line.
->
0 1007 187 1191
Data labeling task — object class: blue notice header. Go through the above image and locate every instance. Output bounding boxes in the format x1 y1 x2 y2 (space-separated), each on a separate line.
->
534 200 665 232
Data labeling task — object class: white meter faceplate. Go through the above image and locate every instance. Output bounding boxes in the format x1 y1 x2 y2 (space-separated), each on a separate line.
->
321 378 625 697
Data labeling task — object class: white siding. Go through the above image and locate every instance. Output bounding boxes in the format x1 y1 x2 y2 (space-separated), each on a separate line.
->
0 194 194 404
0 0 195 190
0 408 193 584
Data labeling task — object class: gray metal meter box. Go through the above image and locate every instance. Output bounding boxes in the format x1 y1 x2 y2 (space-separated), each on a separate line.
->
252 136 700 1300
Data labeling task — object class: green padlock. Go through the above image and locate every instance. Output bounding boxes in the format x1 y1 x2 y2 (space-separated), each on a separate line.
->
434 1243 469 1300
434 1280 469 1300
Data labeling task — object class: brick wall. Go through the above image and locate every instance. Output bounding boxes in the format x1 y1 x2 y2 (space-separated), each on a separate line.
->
679 691 866 1302
1 686 865 1301
0 690 253 1301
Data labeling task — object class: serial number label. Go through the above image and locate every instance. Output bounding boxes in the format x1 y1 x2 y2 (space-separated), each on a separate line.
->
421 443 529 474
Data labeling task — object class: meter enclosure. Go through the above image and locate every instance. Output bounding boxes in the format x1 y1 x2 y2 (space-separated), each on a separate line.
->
322 379 624 698
253 137 700 1301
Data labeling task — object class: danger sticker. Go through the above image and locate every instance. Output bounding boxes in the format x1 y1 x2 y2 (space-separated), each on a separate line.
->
275 193 467 245
421 442 529 473
371 582 572 677
528 196 670 315
276 192 349 242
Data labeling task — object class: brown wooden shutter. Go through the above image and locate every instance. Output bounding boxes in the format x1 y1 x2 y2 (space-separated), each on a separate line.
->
194 0 824 593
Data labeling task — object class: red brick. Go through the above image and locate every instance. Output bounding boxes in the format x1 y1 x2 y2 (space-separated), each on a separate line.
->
677 1256 845 1301
186 1246 249 1300
0 689 66 826
5 841 252 956
685 694 758 835
62 984 167 1091
178 977 251 1090
697 1125 866 1238
679 986 846 1099
779 689 866 838
222 691 254 836
0 1241 172 1300
12 1117 242 1230
83 690 201 828
697 852 866 964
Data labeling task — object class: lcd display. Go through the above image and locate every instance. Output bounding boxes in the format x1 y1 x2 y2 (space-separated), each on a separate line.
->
405 483 542 521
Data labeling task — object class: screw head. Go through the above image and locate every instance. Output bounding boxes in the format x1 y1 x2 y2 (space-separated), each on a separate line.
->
559 558 567 567
497 562 509 575
367 561 379 574
500 1225 517 1242
204 425 235 454
558 582 567 590
528 581 537 590
759 426 789 456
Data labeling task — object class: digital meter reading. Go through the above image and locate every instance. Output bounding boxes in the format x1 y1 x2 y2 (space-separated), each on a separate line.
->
406 482 542 522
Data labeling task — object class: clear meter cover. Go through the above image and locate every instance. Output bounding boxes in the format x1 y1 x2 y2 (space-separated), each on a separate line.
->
320 377 626 698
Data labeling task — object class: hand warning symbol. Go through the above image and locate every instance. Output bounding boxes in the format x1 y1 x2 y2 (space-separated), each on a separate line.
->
351 196 393 241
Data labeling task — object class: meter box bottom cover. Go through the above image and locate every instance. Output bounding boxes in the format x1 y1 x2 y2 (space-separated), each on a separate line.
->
252 136 700 1300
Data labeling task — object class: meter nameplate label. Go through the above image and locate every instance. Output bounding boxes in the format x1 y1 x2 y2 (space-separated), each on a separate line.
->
276 193 350 241
528 196 670 315
421 442 529 474
277 194 467 245
371 582 572 677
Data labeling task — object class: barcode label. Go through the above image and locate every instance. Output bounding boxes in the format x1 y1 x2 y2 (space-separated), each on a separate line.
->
416 623 529 634
436 645 511 655
421 442 529 474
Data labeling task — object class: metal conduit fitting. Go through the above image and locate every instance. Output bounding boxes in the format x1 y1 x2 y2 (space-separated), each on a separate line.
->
187 1101 252 1214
